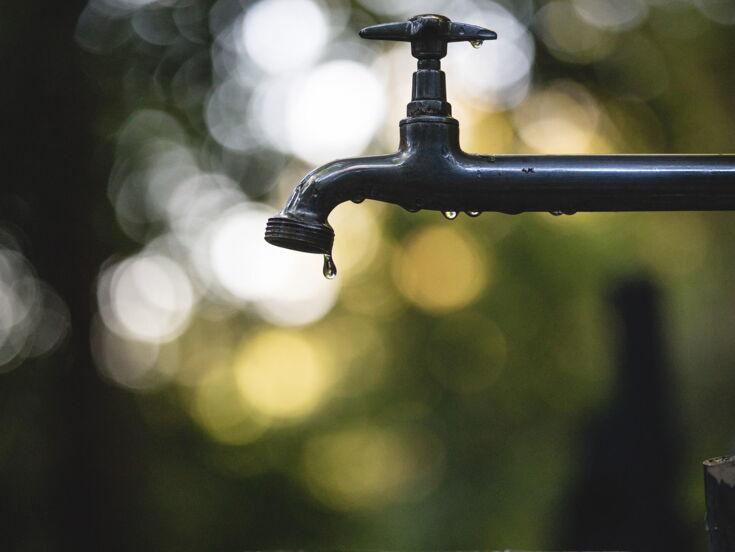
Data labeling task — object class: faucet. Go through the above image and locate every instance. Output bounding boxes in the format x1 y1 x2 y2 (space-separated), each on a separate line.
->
264 14 735 277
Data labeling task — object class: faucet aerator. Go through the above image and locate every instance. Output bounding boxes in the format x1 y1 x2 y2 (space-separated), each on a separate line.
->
265 216 335 255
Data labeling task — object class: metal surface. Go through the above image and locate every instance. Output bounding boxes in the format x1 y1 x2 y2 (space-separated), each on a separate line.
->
705 456 735 552
264 14 735 259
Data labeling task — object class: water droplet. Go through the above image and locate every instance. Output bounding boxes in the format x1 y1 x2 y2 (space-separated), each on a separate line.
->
322 254 337 280
443 211 458 220
550 210 563 216
352 196 365 204
466 211 481 217
470 40 483 49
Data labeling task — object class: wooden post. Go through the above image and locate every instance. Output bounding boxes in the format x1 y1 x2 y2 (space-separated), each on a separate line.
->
705 456 735 551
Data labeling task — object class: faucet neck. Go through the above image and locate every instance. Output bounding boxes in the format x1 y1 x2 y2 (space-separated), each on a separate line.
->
399 115 460 154
408 59 451 117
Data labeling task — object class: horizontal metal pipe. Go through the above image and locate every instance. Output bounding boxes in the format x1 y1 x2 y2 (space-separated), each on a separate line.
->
452 154 735 213
397 119 735 213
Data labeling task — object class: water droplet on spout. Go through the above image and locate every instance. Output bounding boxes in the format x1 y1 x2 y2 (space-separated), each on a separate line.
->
550 210 563 216
443 211 458 220
322 254 337 280
470 40 483 49
466 211 481 217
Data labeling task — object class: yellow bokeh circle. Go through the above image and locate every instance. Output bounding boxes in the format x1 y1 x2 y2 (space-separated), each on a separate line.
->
393 224 489 313
234 329 333 420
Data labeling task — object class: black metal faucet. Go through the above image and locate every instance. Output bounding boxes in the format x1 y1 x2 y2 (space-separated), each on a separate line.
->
264 14 735 277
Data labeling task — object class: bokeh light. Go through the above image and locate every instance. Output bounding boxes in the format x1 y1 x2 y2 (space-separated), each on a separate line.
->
355 0 448 18
289 60 385 164
98 253 195 344
445 2 535 110
234 329 334 419
192 367 270 445
536 1 616 64
206 79 257 152
92 319 172 390
241 0 329 75
303 425 444 510
251 59 386 165
0 247 69 370
572 0 649 31
393 224 488 313
513 80 607 154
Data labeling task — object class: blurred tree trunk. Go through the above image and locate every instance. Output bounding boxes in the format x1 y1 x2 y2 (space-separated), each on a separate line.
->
0 3 139 551
559 278 692 552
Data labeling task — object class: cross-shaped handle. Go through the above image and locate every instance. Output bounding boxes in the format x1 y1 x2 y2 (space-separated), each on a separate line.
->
359 14 496 60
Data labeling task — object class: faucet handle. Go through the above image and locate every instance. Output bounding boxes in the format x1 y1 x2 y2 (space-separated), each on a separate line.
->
359 14 497 60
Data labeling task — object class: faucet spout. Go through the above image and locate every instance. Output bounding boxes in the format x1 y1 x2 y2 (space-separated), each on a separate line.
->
264 116 462 257
264 150 407 256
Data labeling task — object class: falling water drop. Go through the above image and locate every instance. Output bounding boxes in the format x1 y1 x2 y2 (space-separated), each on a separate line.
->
443 211 458 220
322 254 337 280
466 211 481 217
470 40 483 49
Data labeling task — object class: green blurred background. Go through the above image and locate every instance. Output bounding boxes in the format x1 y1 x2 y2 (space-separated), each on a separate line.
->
1 0 735 550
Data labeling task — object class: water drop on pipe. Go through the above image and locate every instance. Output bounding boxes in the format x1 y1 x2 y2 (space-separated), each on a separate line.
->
443 211 458 220
550 210 563 216
470 40 483 49
466 211 481 217
322 254 337 280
